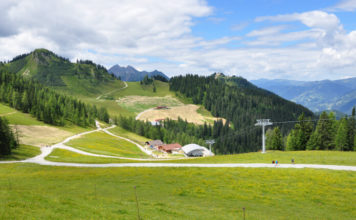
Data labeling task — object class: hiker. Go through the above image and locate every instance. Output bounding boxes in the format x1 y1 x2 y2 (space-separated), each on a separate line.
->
291 158 295 164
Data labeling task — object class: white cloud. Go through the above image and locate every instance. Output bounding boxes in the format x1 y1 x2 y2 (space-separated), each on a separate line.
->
0 1 356 81
247 25 286 37
0 0 212 60
329 0 356 12
231 22 249 31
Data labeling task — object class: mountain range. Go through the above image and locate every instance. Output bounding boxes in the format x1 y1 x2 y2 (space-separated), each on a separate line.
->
251 78 356 114
108 64 169 81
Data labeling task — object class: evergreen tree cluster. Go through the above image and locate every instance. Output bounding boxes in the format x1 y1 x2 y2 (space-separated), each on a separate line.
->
114 116 207 147
169 74 313 153
0 69 109 127
140 75 154 85
140 75 157 93
0 117 18 156
116 115 263 154
152 75 168 82
266 127 283 150
281 108 356 151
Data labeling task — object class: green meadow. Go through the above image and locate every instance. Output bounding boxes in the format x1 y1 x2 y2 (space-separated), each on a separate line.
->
0 164 355 219
66 131 149 158
0 145 40 161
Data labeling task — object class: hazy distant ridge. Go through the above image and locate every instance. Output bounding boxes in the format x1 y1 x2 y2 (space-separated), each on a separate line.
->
251 78 356 114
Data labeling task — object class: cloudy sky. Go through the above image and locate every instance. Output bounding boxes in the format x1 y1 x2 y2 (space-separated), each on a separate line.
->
1 0 356 80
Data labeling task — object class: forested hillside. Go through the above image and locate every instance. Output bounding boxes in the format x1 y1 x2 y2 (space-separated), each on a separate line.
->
0 67 109 127
5 49 121 96
169 74 314 153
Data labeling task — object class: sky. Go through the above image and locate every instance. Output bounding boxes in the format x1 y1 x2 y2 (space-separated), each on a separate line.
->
1 0 356 80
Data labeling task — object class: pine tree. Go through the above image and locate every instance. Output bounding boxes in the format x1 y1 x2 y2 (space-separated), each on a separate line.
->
286 129 298 151
270 127 283 150
266 128 273 150
335 117 348 151
307 112 336 150
294 113 314 150
0 117 18 156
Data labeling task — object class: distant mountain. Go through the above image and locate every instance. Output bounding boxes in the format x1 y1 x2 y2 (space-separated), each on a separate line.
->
5 48 121 96
109 64 169 81
251 78 356 114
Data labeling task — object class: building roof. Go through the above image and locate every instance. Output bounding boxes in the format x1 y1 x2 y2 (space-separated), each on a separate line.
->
182 144 204 154
159 143 182 151
150 121 161 126
182 144 214 156
146 140 164 146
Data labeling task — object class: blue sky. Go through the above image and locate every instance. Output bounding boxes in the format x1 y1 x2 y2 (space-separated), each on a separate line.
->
0 0 356 80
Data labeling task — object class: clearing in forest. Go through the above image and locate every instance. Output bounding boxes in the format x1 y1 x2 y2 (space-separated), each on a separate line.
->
137 104 225 125
116 95 183 113
14 125 73 147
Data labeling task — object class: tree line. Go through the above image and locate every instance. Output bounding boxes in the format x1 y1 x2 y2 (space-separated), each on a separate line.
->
114 116 207 147
266 109 356 151
0 68 109 127
115 115 264 154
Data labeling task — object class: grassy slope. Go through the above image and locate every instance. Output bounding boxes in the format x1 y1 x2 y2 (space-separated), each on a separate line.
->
0 145 40 161
0 164 355 219
0 103 90 134
114 81 173 98
108 126 151 146
66 131 149 158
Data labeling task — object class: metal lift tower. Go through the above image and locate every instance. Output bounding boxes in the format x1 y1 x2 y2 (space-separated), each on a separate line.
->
255 119 273 153
206 139 215 152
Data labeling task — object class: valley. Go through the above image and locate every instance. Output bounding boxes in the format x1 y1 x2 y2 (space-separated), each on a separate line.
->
1 49 355 219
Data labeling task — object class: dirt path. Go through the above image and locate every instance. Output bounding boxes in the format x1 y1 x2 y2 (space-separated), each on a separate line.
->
1 121 356 171
0 111 17 116
96 81 128 100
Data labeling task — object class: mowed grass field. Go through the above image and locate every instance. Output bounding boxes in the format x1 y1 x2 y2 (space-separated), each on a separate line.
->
0 163 355 219
66 131 149 158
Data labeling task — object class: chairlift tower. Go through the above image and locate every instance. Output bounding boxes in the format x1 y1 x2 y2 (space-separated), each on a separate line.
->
255 119 273 153
206 139 215 152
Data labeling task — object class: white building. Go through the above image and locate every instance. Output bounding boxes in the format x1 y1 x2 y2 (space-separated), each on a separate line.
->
182 144 214 157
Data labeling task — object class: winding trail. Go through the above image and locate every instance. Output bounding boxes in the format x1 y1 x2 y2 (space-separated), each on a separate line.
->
135 107 155 120
96 81 128 100
0 111 17 116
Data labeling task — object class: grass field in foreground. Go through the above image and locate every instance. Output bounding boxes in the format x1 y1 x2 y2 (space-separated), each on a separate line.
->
167 150 356 165
0 145 40 161
46 150 356 166
67 131 149 158
0 164 355 219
